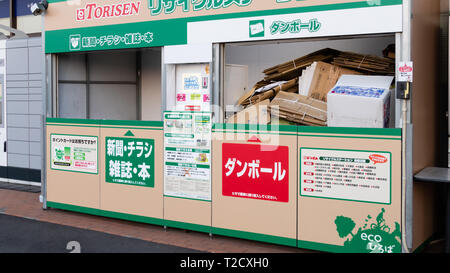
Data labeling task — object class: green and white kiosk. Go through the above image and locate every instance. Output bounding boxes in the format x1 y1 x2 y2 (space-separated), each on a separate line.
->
42 0 443 253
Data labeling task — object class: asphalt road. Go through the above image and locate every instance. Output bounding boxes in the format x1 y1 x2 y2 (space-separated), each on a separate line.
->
0 214 203 253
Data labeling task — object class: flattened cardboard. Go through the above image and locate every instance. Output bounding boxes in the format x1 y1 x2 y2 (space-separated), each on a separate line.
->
270 91 327 126
227 99 270 125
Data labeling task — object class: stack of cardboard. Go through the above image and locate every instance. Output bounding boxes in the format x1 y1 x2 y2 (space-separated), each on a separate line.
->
238 78 298 107
262 48 341 82
229 47 394 126
262 48 394 82
269 91 327 126
331 51 395 75
227 100 271 125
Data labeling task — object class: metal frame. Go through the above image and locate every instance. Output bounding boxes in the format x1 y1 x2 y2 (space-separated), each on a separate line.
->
0 39 7 173
212 44 222 123
0 44 4 130
400 0 413 253
41 13 47 209
161 47 166 119
136 50 142 121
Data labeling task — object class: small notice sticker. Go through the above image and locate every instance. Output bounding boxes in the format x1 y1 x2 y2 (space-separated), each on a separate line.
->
397 62 413 82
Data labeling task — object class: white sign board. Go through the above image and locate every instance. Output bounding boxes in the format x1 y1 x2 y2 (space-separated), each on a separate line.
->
50 134 98 174
188 5 403 44
300 148 391 204
164 111 212 201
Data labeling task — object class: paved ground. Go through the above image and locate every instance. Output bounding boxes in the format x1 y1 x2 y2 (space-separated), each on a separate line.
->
0 186 444 253
0 214 202 253
0 187 313 253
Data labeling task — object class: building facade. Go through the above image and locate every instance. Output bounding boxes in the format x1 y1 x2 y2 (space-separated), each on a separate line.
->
0 0 43 185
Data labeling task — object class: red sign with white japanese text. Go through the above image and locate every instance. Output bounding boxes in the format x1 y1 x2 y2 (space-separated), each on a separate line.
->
222 143 289 202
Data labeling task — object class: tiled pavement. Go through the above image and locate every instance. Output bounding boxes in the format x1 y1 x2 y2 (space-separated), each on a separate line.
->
0 187 314 253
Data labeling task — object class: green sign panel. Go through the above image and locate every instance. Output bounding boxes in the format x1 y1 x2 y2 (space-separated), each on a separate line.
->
46 19 187 53
45 0 403 53
105 137 155 187
249 20 265 38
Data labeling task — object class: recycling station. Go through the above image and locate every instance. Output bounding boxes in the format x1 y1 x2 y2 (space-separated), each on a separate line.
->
41 0 442 253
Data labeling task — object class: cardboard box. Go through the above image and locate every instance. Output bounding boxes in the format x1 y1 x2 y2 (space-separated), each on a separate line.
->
237 79 298 107
298 61 360 102
327 75 394 128
270 117 297 126
227 100 270 125
270 91 327 126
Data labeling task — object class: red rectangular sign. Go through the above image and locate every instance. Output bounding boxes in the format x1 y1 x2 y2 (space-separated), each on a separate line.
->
222 143 289 202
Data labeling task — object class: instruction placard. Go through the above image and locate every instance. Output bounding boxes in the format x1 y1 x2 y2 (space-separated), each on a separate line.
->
164 111 212 201
300 148 391 204
50 134 98 174
105 137 155 187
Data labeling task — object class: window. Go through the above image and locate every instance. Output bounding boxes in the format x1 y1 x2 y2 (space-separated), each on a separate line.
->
58 50 139 120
